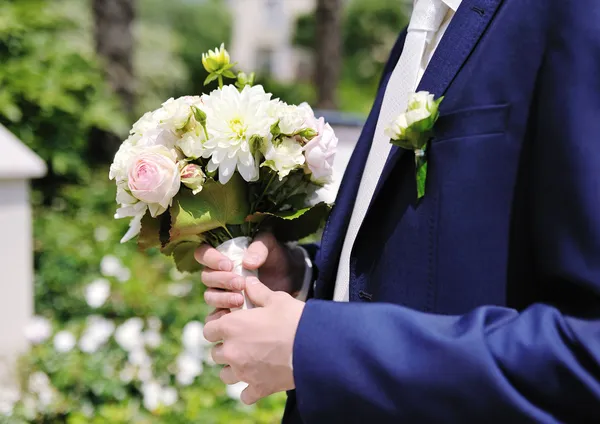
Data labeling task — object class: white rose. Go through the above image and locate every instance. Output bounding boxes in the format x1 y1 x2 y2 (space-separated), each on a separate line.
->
176 131 206 159
273 102 316 135
131 111 159 136
263 137 306 180
127 145 181 217
24 316 51 345
115 318 144 352
303 117 338 182
84 278 110 309
53 330 76 353
306 172 340 206
156 96 202 131
384 91 440 141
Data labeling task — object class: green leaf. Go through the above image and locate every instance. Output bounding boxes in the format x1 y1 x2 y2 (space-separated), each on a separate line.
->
169 173 249 242
160 234 205 273
222 70 236 79
247 202 331 242
137 213 161 250
204 73 219 86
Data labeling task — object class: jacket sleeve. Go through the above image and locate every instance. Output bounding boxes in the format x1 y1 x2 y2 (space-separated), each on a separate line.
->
292 4 600 424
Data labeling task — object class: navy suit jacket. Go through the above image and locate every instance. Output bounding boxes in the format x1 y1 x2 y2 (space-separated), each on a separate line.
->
284 0 600 423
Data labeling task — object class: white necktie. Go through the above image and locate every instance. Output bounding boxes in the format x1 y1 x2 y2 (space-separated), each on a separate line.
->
333 0 450 302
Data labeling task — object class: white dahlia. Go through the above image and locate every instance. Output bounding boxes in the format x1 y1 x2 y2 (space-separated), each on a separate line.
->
201 85 275 183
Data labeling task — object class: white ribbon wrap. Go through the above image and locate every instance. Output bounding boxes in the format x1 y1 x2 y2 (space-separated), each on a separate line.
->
216 236 256 310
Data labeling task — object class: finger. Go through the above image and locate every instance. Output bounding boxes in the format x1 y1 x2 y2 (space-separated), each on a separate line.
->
211 343 228 365
220 366 241 385
205 308 230 324
243 233 277 270
201 269 245 290
204 320 226 343
244 277 273 307
241 385 266 405
204 288 245 309
195 244 232 271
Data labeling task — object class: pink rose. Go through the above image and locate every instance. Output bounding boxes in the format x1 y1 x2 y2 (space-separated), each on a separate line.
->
128 146 181 217
303 117 338 182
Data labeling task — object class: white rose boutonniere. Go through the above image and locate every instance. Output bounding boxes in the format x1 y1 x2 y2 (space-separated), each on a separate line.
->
385 91 443 199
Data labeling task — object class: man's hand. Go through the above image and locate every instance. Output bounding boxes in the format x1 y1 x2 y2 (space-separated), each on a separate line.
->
203 277 305 405
194 232 306 310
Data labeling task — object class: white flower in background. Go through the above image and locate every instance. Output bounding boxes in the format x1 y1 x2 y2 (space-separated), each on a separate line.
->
141 381 179 412
79 316 114 353
100 255 122 277
53 330 76 353
147 317 162 331
175 353 203 386
262 137 306 180
202 84 275 183
137 365 153 383
115 318 144 352
119 365 136 384
182 321 209 357
93 226 110 242
144 330 162 349
28 372 54 407
167 282 193 297
169 268 187 281
0 386 20 416
127 145 181 218
24 316 51 345
303 116 338 183
128 347 152 368
226 382 248 401
115 266 131 283
161 386 178 407
84 278 110 308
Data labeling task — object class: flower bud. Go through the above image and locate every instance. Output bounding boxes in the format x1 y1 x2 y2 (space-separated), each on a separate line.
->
180 164 206 195
202 43 231 74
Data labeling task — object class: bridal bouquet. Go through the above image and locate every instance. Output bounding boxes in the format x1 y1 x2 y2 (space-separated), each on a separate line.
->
109 44 338 308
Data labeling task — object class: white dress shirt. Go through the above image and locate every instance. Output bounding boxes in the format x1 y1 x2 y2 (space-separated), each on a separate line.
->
330 0 463 302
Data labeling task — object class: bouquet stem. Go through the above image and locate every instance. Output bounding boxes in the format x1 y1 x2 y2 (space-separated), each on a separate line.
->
215 236 256 310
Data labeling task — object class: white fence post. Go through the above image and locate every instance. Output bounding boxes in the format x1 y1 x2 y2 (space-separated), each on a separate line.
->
0 124 46 383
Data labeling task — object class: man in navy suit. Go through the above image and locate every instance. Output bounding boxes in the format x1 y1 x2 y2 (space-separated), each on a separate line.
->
196 0 600 422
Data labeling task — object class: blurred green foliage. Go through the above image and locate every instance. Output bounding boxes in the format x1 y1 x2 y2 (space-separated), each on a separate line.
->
0 0 128 186
293 0 409 113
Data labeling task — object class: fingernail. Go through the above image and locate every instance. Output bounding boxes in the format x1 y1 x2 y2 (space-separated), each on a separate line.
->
230 277 245 291
219 260 232 271
248 277 260 285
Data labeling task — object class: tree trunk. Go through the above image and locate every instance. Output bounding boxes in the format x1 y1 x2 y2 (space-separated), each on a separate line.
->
315 0 342 110
91 0 136 161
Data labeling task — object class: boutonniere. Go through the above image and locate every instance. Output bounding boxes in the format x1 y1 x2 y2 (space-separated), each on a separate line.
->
385 91 443 200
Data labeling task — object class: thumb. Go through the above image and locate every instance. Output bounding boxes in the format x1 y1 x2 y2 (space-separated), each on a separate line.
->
244 277 273 307
243 233 276 270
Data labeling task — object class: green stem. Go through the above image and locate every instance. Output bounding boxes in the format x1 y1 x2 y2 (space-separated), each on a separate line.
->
218 75 224 89
223 226 234 240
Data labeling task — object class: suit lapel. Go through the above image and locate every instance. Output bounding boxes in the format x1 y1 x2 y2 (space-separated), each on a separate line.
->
369 0 505 206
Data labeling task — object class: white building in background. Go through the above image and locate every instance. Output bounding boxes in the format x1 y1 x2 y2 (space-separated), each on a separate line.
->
227 0 315 82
